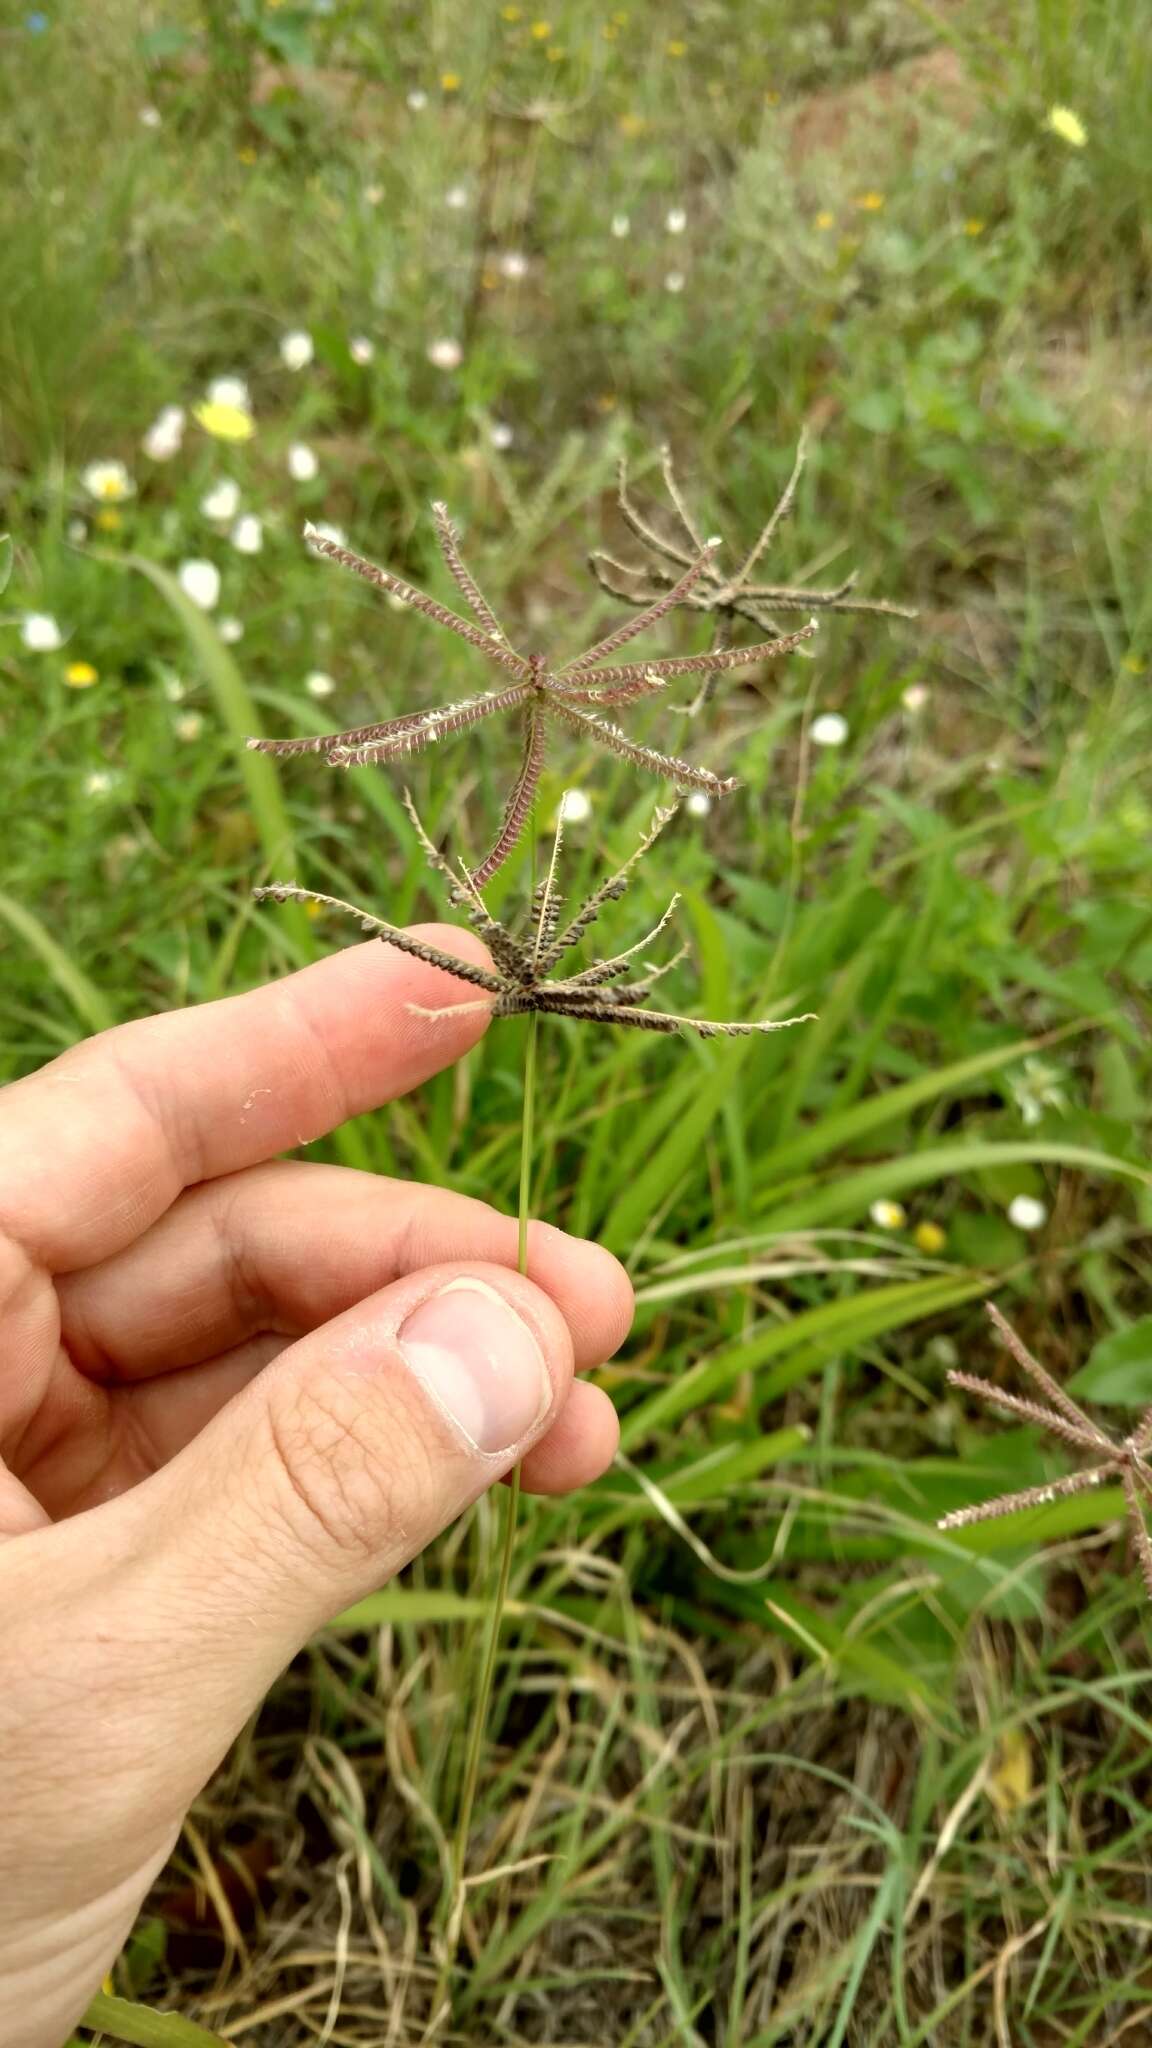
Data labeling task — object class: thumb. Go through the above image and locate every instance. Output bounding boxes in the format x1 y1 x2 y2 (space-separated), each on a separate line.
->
0 1262 572 2047
147 1258 569 1680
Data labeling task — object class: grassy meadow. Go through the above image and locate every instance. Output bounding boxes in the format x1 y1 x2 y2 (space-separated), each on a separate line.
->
4 0 1152 2040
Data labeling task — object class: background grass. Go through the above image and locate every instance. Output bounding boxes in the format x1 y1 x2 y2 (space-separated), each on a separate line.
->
3 0 1152 2040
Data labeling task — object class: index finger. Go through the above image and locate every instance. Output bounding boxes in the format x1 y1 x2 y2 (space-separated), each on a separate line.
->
0 926 492 1273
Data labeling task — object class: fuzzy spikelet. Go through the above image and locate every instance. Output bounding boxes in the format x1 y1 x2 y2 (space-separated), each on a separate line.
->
551 700 739 796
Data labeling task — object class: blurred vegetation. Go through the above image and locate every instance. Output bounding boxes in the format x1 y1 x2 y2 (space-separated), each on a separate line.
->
4 0 1152 2041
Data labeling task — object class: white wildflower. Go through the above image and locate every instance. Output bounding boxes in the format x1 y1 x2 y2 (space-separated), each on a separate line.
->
230 513 264 555
445 183 469 210
664 270 685 293
174 712 204 742
869 1199 907 1230
901 682 929 712
138 104 161 129
1009 1057 1068 1128
279 330 314 371
207 376 251 412
427 337 464 371
67 518 88 544
811 711 849 747
406 90 428 112
1007 1194 1048 1232
218 617 244 644
686 791 712 818
306 670 336 698
84 770 115 797
611 213 630 238
200 478 241 522
81 459 135 503
142 405 185 461
559 788 592 823
21 613 64 652
178 559 220 610
287 442 319 481
489 421 514 450
499 250 529 279
665 206 687 233
348 336 375 365
161 673 186 703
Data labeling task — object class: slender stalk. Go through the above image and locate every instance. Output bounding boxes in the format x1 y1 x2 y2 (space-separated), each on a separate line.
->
433 842 540 2034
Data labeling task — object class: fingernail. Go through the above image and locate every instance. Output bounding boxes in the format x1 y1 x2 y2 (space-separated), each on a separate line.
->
398 1278 552 1454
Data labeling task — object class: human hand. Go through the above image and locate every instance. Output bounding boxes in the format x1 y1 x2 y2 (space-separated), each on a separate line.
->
0 927 632 2048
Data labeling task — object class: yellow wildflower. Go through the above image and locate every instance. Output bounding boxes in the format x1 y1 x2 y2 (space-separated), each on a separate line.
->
193 400 256 443
854 191 885 211
914 1221 947 1255
667 38 686 56
64 660 99 689
304 898 323 920
441 71 461 91
546 45 565 59
237 146 258 165
964 218 985 235
95 508 122 532
1046 104 1087 148
1122 653 1146 674
618 111 645 136
501 3 521 15
814 209 835 231
530 19 551 36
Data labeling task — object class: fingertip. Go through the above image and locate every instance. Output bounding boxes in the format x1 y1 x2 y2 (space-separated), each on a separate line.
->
525 1220 635 1364
518 1379 621 1495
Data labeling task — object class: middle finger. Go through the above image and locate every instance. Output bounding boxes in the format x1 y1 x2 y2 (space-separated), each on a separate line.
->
57 1162 634 1382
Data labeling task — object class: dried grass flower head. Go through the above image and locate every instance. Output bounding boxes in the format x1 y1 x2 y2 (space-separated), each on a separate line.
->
255 796 817 1043
939 1303 1152 1603
590 432 916 649
247 504 818 883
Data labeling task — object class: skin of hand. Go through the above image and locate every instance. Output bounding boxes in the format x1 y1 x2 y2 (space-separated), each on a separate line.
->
0 926 633 2048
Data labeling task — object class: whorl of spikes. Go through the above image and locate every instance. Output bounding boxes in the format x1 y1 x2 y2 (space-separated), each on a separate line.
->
254 797 817 1045
589 436 916 657
246 503 817 881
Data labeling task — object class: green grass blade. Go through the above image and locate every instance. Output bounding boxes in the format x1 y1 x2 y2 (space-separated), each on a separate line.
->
0 888 117 1034
758 1031 1087 1184
332 1588 527 1629
602 1042 755 1250
757 1141 1152 1231
78 1992 235 2047
113 553 297 877
621 1274 985 1449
